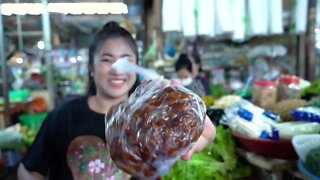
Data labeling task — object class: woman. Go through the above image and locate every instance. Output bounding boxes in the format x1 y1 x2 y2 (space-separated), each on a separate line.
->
175 53 206 97
18 22 215 180
189 53 211 95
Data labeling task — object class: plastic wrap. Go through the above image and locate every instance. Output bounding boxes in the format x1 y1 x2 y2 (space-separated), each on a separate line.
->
276 122 320 140
222 100 280 139
105 78 206 179
291 107 320 123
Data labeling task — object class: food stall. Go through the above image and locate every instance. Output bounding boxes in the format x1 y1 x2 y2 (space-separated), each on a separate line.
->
0 0 319 179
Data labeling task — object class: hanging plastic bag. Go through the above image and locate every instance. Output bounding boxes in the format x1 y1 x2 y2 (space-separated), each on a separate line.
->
105 77 206 179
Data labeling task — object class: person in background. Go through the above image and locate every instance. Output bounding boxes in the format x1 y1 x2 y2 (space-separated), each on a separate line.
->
175 53 206 97
18 22 215 180
189 52 211 95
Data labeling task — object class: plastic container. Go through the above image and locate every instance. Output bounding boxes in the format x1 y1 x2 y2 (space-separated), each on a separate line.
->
277 76 300 101
231 131 297 159
297 159 320 180
292 134 320 162
9 89 30 102
252 80 277 108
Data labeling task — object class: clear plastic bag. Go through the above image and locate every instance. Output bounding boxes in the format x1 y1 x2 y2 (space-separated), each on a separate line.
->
105 78 206 179
292 134 320 162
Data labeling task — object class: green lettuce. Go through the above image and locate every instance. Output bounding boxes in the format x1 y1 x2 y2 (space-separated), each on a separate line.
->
163 126 251 180
305 146 320 177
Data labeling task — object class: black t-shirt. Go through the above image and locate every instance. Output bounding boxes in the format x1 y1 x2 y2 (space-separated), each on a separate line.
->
22 96 129 180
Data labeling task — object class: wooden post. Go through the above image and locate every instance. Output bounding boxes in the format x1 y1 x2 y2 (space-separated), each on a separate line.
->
306 0 317 80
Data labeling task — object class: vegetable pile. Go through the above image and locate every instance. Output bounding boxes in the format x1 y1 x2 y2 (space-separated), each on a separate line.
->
163 126 251 180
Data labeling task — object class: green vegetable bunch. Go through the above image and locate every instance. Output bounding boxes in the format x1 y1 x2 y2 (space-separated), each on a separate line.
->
210 85 230 98
302 77 320 97
163 126 251 180
305 146 320 177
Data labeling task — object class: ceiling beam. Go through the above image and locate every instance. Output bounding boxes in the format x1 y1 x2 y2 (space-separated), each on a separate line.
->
5 30 42 36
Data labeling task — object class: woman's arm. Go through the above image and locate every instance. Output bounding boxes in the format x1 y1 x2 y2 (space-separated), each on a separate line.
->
182 116 216 160
18 163 45 180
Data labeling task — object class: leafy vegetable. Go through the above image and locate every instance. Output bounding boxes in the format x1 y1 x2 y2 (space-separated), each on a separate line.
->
304 146 320 177
302 78 320 96
210 85 230 98
305 97 320 108
163 126 251 180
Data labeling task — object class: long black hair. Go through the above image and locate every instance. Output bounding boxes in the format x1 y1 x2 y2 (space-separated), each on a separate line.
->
87 21 140 96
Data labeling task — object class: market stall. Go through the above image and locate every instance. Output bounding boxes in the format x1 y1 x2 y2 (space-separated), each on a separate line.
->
0 0 319 179
154 0 320 179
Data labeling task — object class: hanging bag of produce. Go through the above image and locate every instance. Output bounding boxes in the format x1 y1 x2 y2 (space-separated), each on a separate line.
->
105 77 206 179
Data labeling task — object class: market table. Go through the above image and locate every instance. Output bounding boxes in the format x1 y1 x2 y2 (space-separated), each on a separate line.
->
236 148 306 180
0 98 34 129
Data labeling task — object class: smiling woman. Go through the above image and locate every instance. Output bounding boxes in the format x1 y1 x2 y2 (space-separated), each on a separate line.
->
87 22 140 100
17 21 140 180
17 21 215 180
92 37 137 101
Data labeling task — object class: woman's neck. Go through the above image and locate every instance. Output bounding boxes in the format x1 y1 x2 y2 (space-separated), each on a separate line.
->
88 94 127 114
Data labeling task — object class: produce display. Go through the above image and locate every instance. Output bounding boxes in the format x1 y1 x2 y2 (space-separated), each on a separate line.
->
276 122 320 139
292 135 320 178
20 126 38 146
0 70 319 178
163 126 251 180
223 99 320 140
213 95 242 109
19 113 47 146
271 99 306 121
105 78 206 179
210 85 230 98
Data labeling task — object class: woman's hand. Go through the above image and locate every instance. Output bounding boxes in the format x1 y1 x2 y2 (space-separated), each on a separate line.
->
182 116 216 160
169 78 216 160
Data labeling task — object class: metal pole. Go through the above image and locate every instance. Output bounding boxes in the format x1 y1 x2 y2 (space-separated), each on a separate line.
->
0 0 11 128
15 0 23 51
42 0 55 110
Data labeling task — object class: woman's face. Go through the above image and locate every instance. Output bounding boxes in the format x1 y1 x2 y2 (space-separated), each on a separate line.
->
177 68 192 79
92 37 137 99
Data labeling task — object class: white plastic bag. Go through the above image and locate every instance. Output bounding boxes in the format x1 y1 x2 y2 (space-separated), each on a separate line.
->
105 78 206 179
